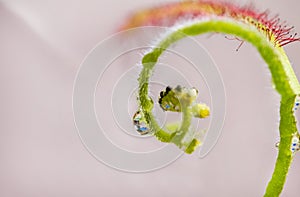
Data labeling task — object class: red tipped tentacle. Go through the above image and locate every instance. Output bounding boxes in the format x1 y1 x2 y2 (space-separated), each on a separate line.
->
120 0 300 47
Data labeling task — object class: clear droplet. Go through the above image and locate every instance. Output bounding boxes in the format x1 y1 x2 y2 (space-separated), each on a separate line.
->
136 124 150 135
133 111 150 135
294 95 300 111
291 134 300 154
133 111 142 125
276 134 300 154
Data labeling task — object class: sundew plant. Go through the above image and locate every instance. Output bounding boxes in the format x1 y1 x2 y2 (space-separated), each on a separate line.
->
120 1 300 196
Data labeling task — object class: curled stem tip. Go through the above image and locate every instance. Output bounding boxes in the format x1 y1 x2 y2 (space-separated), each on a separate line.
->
123 1 300 196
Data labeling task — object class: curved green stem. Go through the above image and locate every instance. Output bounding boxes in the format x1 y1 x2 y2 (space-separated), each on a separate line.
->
138 17 300 196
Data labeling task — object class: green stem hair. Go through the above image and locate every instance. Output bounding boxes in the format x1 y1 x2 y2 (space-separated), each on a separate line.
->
138 17 300 196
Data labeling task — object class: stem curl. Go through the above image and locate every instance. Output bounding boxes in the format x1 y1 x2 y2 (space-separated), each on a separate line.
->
137 17 299 196
121 1 300 195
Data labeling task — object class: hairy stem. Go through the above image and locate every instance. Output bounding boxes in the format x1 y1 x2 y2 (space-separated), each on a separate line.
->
138 17 300 196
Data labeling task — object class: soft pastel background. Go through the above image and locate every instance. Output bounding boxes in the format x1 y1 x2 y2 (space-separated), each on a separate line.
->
1 0 300 196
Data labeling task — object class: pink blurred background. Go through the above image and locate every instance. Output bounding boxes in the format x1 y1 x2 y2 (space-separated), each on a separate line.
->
1 0 300 196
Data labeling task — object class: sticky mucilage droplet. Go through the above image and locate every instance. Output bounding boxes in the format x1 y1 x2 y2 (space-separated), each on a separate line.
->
158 85 210 119
291 133 300 153
133 110 150 135
275 133 300 154
158 85 199 112
294 95 300 111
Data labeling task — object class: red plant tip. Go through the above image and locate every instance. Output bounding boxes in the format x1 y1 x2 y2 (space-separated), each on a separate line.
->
120 0 300 47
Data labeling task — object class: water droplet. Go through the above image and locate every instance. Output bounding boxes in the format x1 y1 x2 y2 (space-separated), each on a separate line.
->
292 136 299 143
276 134 300 154
294 95 300 111
133 111 142 123
275 133 300 154
291 133 300 154
133 111 150 135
